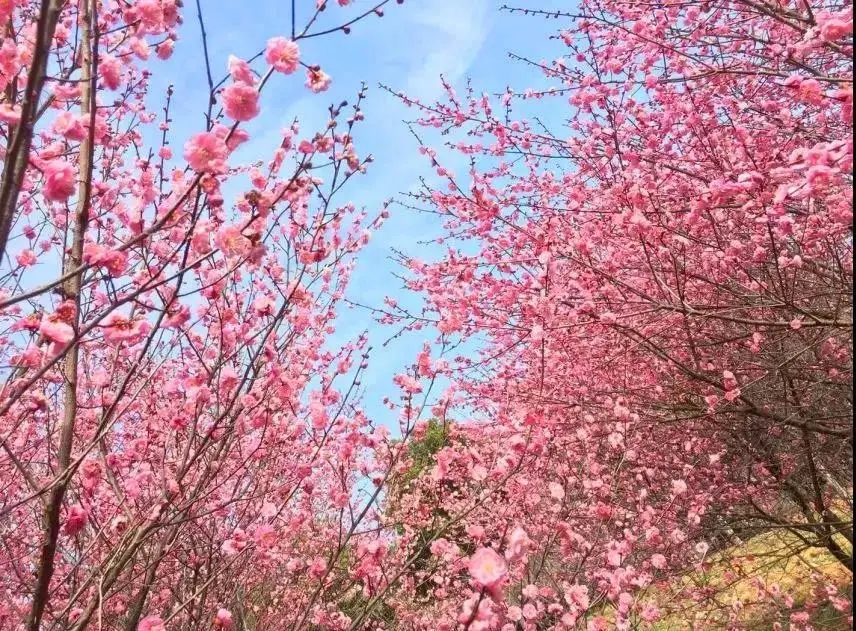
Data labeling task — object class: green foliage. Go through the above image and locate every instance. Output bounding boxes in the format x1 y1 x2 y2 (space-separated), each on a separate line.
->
336 588 397 630
398 419 450 489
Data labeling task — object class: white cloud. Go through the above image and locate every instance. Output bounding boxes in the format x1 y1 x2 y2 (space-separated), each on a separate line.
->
402 0 492 99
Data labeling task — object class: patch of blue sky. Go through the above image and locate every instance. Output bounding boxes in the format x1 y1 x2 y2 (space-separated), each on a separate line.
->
140 0 575 433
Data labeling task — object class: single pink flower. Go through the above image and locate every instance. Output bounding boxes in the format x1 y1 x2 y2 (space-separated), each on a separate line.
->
183 131 229 172
252 295 276 316
16 249 36 267
305 67 331 93
724 387 741 402
818 11 853 41
228 55 255 84
213 608 234 629
64 504 88 535
215 224 252 258
265 37 300 74
221 82 260 121
156 39 174 60
130 36 150 60
468 547 507 587
99 54 122 90
39 315 74 345
671 479 688 496
565 584 589 609
221 538 244 556
11 346 42 368
138 616 166 631
309 557 327 579
0 103 21 124
43 160 76 202
504 526 529 562
100 312 151 345
84 243 128 276
212 123 250 151
164 304 191 329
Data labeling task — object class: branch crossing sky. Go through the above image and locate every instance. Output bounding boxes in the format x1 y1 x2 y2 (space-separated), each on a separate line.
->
155 0 567 430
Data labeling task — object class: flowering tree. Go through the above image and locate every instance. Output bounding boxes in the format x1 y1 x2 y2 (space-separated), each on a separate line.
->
0 1 432 630
0 0 852 628
374 0 853 628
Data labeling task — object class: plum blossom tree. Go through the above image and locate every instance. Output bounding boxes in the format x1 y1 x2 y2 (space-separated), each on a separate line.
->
372 0 852 628
0 1 431 630
0 0 852 628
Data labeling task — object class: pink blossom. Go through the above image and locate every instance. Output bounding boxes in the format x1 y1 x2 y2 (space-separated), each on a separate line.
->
504 526 529 562
228 55 255 84
221 539 244 556
818 11 853 41
64 505 88 535
640 602 661 622
130 37 150 60
99 54 122 89
309 557 327 579
83 243 128 276
52 111 88 141
164 304 191 329
0 104 21 124
156 39 174 60
138 616 166 631
393 373 422 394
305 67 332 93
466 524 486 541
42 160 76 201
213 608 234 629
100 312 151 345
506 606 522 622
11 346 42 368
587 616 610 631
183 132 229 172
81 460 102 493
221 82 260 121
565 584 590 610
265 37 300 74
215 224 252 258
468 547 507 587
252 295 276 316
15 249 36 267
210 123 250 152
39 315 74 345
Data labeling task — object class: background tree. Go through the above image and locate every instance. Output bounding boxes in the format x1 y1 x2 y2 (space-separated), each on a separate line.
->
0 1 423 630
377 0 853 628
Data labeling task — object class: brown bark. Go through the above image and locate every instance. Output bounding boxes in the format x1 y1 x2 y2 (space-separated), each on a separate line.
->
0 0 65 261
26 2 96 627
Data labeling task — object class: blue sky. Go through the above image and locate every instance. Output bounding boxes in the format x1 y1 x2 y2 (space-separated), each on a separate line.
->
156 0 567 429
